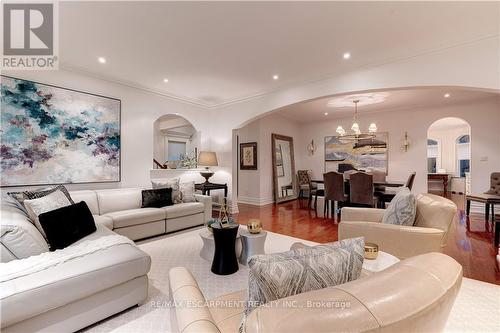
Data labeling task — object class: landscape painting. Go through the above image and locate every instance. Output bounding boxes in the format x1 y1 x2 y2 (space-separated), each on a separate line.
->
1 76 121 186
324 132 388 173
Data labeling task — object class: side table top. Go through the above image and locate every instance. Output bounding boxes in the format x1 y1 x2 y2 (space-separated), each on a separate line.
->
362 251 400 273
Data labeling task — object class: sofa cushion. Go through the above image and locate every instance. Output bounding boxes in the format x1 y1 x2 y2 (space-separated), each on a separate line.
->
382 187 416 226
104 208 166 228
0 202 49 263
152 178 181 204
24 190 73 240
93 215 113 230
141 188 173 208
164 202 204 219
0 224 151 328
246 237 364 314
8 185 74 213
180 181 196 203
96 188 143 215
69 190 100 215
38 202 97 251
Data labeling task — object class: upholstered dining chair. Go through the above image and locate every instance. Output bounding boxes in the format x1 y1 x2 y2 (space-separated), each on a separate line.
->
297 170 317 208
323 171 348 219
376 172 416 208
466 172 500 222
349 172 378 207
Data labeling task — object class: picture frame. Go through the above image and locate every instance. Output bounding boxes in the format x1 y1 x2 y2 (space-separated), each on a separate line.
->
240 142 257 170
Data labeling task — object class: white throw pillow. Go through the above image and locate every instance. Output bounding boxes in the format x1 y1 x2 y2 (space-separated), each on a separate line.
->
180 181 196 202
382 187 416 226
151 178 181 204
24 190 72 239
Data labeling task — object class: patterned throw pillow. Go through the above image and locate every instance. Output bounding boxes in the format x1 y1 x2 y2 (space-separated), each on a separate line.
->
382 187 416 226
180 181 196 202
8 185 74 213
245 237 364 315
24 190 72 240
151 178 181 204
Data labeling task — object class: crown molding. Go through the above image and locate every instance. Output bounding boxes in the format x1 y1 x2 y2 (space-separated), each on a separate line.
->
60 34 499 110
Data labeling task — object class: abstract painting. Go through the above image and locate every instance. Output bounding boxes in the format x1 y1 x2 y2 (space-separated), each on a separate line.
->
1 76 121 186
324 132 388 173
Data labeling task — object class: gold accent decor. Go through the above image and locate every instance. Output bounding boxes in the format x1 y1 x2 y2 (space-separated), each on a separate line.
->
364 243 379 260
247 219 262 234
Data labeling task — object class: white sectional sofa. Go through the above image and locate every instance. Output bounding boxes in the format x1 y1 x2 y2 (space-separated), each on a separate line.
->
70 188 213 240
0 187 212 332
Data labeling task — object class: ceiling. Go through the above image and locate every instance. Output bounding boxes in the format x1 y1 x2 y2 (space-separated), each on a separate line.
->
59 2 499 107
276 88 498 123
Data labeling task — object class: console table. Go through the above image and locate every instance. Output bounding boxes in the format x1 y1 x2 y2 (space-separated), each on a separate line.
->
195 182 228 197
428 173 450 195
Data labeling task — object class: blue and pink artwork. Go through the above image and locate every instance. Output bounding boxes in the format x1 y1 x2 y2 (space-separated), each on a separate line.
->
1 76 121 186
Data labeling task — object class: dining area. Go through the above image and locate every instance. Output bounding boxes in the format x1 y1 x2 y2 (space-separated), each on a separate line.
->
297 168 416 218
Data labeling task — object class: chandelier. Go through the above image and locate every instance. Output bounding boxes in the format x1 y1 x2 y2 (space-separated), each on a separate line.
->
336 100 377 140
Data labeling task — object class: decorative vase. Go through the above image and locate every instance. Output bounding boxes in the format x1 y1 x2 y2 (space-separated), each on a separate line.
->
364 243 379 260
247 219 262 234
206 219 218 233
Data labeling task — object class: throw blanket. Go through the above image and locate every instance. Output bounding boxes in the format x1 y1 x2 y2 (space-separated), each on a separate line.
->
0 235 134 298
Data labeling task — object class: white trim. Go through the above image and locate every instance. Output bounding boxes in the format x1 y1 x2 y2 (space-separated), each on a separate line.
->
238 195 274 206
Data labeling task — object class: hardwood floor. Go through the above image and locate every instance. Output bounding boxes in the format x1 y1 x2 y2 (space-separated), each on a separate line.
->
233 193 500 285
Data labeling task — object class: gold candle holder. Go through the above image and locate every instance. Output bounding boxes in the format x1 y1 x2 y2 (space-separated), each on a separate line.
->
364 243 379 260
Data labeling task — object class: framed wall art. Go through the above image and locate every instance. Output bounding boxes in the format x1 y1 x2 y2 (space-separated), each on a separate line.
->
240 142 257 170
1 76 121 186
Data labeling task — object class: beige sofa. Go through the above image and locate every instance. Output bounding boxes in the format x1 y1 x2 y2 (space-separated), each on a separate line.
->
169 252 463 333
0 187 212 332
339 193 457 259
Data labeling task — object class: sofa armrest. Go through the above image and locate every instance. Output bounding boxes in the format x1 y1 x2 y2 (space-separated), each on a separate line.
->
169 267 219 333
341 207 385 223
195 194 212 223
338 221 445 259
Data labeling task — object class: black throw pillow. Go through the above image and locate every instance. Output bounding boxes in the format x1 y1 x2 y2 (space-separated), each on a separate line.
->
38 201 97 251
142 188 173 208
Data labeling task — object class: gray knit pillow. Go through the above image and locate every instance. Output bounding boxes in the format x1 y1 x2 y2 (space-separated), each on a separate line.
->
151 178 181 204
246 237 364 313
382 187 416 226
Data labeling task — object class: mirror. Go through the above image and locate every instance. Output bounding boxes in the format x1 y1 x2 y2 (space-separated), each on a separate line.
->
272 134 297 203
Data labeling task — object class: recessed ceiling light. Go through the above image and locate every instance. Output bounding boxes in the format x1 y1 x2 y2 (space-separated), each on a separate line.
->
98 57 106 64
163 78 169 83
273 74 279 80
343 52 351 59
444 93 450 98
324 112 329 116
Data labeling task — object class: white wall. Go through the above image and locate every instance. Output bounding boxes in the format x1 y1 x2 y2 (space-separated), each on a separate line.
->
235 114 300 205
297 98 500 195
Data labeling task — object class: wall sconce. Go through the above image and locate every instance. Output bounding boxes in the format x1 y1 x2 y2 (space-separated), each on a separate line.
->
307 140 316 155
401 132 410 152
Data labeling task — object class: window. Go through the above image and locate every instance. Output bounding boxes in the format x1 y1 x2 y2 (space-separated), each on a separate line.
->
427 139 438 173
167 140 186 161
456 135 470 177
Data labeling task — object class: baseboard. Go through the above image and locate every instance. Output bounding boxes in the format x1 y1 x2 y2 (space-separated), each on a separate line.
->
238 195 274 206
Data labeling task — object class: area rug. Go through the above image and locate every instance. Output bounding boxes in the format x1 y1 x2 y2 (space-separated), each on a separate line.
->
84 226 500 333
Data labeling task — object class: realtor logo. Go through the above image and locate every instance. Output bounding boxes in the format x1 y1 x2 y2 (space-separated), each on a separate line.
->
2 1 58 70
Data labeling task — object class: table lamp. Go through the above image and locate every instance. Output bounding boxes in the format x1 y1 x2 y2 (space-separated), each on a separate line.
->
198 151 218 183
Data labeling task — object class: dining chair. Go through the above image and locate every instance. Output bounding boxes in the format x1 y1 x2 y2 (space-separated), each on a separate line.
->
296 170 317 209
349 172 378 207
323 171 349 219
376 172 416 208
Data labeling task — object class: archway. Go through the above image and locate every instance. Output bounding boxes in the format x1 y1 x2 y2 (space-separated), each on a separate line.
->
152 114 200 169
427 117 471 197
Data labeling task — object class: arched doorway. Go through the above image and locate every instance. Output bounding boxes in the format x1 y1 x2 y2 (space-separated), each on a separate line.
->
427 117 471 197
152 114 200 169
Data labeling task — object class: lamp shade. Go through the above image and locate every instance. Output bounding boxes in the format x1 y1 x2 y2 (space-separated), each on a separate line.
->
198 151 218 167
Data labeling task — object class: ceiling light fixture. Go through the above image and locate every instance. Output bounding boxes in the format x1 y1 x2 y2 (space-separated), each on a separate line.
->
343 52 351 59
324 112 328 116
335 100 377 141
98 57 106 64
444 93 450 98
163 78 169 83
273 74 279 80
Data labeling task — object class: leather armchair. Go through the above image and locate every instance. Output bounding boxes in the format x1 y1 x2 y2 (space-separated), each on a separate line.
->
339 193 457 259
169 252 462 333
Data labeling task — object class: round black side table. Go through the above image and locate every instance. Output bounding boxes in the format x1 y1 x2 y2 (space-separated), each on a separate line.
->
211 224 239 275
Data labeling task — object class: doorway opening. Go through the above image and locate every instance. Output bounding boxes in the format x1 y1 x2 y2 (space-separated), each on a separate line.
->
427 117 471 197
